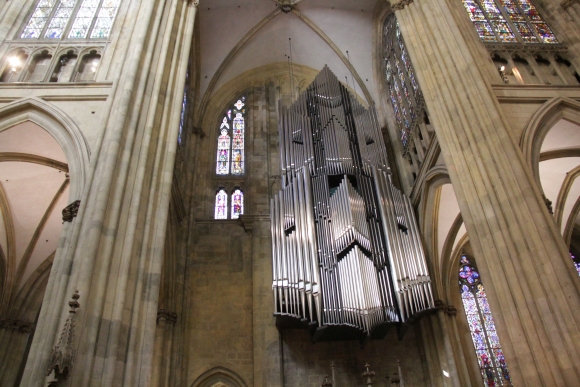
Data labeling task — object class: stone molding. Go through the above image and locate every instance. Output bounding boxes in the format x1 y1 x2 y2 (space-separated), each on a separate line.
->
0 316 35 333
62 200 80 223
239 214 270 232
434 300 457 316
157 309 178 325
47 291 80 382
388 0 414 10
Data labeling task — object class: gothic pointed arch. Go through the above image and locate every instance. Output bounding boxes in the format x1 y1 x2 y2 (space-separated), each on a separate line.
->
0 97 90 200
520 97 580 186
190 367 247 387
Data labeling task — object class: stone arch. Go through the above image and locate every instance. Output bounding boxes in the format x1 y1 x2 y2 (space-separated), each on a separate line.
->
418 165 452 298
0 97 90 200
520 97 580 188
190 367 247 387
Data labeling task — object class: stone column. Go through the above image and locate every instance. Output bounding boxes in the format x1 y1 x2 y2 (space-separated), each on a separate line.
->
20 0 199 386
388 0 580 385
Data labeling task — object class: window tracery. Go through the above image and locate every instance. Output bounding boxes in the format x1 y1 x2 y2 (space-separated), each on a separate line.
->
213 188 244 220
216 97 245 176
459 255 512 387
462 0 558 44
21 0 120 40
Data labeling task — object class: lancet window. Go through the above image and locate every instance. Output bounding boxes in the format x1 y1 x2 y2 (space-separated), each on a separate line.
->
214 188 243 220
21 0 121 40
216 97 246 176
383 14 424 149
459 255 512 387
461 0 557 44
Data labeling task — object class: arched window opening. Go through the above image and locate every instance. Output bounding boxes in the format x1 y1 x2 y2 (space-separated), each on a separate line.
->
231 189 243 219
0 50 28 82
214 189 228 220
216 97 245 176
459 255 512 387
50 50 78 82
554 56 580 85
178 70 189 145
461 0 558 44
21 0 121 40
23 50 52 82
383 14 427 152
74 51 100 81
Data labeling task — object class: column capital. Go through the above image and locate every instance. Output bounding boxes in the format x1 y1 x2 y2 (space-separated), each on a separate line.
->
187 0 199 7
387 0 414 11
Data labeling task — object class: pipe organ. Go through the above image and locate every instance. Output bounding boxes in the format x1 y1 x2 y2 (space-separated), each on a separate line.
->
271 66 434 339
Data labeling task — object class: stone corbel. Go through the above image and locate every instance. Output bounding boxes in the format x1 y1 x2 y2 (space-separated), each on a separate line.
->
157 309 178 325
192 126 206 139
0 316 35 333
542 194 554 215
388 0 414 11
187 0 199 7
62 200 80 223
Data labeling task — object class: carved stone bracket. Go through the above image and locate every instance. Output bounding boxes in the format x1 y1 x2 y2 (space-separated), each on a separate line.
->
389 0 414 11
192 126 206 139
0 316 35 333
542 194 554 215
46 291 80 384
62 200 80 223
445 305 458 316
187 0 199 6
157 309 178 325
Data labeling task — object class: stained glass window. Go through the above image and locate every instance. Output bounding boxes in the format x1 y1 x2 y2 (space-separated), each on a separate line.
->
459 255 512 387
231 189 243 219
462 0 558 44
570 253 580 276
21 0 121 40
216 97 245 175
383 14 426 149
178 70 189 145
214 189 228 220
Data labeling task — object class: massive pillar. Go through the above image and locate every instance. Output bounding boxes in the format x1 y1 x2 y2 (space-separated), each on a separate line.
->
21 1 198 386
388 0 580 385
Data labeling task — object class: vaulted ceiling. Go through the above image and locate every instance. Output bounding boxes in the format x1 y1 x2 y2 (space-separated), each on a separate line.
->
0 121 68 314
198 0 380 108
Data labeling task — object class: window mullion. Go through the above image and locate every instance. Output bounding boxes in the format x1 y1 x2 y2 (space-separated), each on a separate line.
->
63 0 84 40
40 0 64 39
476 0 502 42
86 0 105 39
494 0 525 44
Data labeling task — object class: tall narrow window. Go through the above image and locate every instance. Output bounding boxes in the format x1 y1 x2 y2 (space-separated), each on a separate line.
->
462 0 558 44
178 70 189 145
215 97 245 175
231 189 243 219
383 14 425 149
214 189 228 220
459 255 512 387
21 0 121 40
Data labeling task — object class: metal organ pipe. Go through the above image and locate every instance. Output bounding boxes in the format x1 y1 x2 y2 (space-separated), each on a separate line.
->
271 66 434 338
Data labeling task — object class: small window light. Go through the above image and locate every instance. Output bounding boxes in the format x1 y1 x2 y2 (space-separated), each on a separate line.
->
8 56 21 72
443 370 450 377
499 65 505 71
91 60 99 72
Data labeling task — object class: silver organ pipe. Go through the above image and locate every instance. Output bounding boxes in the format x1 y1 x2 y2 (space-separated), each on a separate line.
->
271 66 434 339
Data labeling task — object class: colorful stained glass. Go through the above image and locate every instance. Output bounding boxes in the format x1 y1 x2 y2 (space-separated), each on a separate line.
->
464 0 558 44
90 0 121 38
22 0 57 38
231 189 243 219
571 253 580 276
216 98 245 176
44 0 76 38
232 112 244 175
214 189 228 220
384 15 427 151
459 255 512 387
68 0 100 38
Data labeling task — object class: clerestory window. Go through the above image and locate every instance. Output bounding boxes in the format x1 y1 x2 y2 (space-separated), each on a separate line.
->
216 97 246 176
384 15 424 149
21 0 121 40
461 0 557 44
459 255 512 387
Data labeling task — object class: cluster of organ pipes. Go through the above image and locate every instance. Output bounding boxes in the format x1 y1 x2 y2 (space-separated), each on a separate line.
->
271 66 434 336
